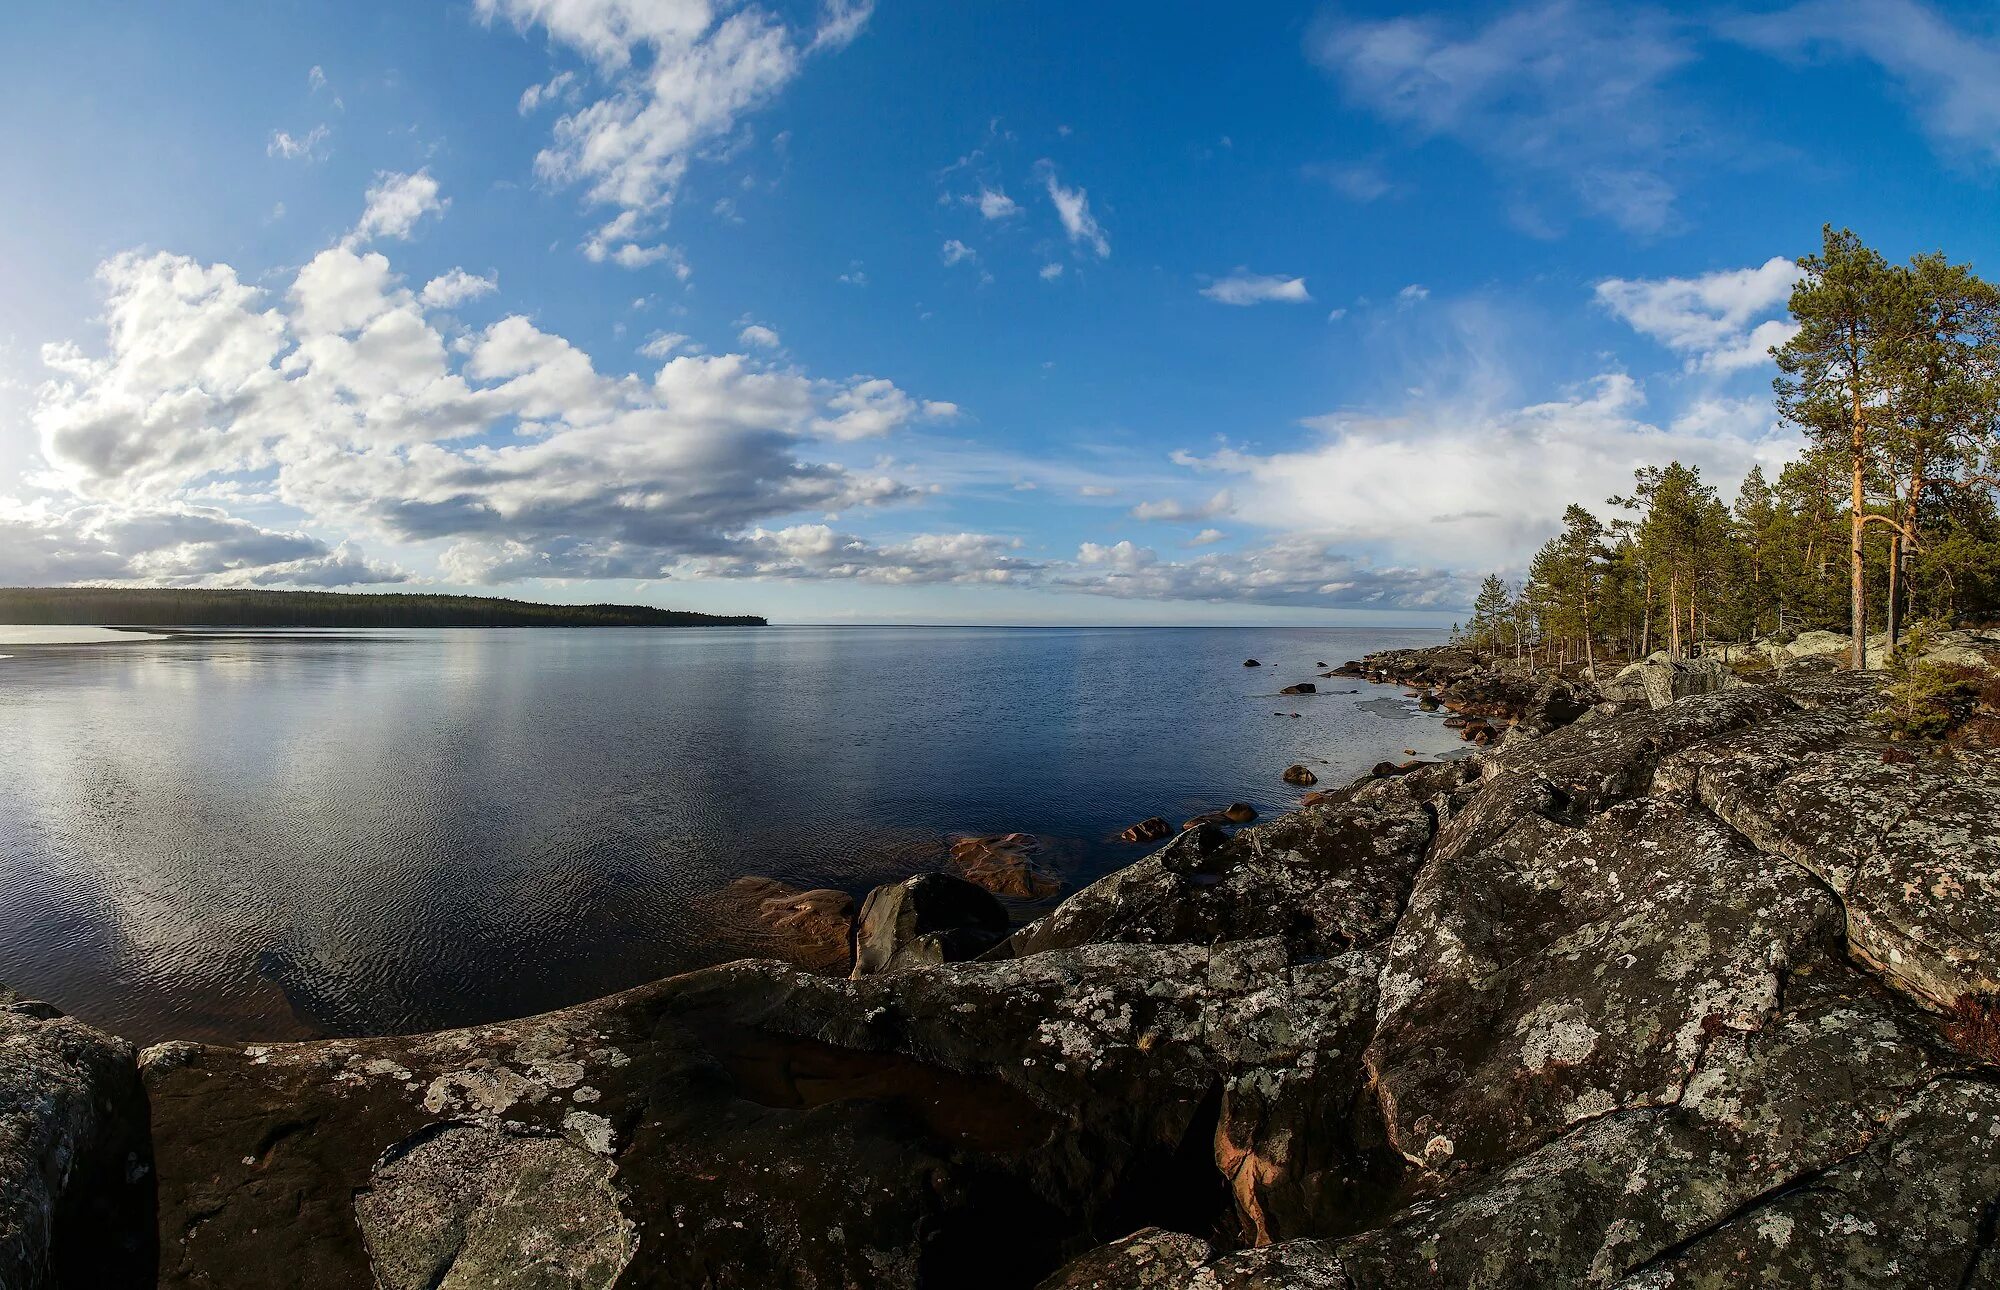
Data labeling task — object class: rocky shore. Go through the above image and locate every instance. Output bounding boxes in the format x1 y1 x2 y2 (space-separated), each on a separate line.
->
7 644 2000 1288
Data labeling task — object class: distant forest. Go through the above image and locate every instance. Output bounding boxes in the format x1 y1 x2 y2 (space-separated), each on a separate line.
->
0 587 766 629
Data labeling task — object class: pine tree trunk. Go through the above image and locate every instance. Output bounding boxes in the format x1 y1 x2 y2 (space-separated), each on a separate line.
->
1850 395 1867 670
1886 531 1900 649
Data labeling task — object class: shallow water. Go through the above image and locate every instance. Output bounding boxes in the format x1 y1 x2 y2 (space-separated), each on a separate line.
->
0 625 1459 1043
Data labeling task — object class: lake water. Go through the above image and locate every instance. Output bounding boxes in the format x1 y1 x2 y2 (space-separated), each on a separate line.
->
0 625 1458 1044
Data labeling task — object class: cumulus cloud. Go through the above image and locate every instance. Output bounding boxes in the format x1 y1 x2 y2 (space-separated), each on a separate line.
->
349 170 447 244
940 238 977 266
812 379 957 441
476 0 869 267
418 268 499 309
1310 2 1697 234
1040 165 1109 258
1166 370 1795 568
1201 271 1311 306
1039 262 1064 281
737 322 781 349
29 182 967 588
0 500 402 587
1595 257 1801 372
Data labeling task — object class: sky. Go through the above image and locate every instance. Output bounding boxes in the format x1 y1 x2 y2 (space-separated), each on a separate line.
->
2 0 1998 625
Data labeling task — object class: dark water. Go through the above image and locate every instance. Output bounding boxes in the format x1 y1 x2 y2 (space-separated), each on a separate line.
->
0 625 1458 1043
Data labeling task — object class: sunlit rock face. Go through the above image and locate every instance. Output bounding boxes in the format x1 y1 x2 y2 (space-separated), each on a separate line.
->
10 645 2000 1288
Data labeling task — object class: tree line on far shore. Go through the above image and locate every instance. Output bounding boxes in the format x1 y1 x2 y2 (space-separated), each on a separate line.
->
0 587 766 629
1462 227 2000 677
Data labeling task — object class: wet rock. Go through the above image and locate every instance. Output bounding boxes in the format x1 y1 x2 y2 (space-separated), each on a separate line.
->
0 995 153 1290
1222 803 1257 824
1282 764 1318 786
701 876 856 975
1243 659 1261 667
852 873 1011 976
1280 683 1316 695
1120 817 1172 844
949 833 1063 900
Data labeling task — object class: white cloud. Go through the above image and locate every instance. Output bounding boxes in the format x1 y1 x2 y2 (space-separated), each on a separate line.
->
28 179 966 588
941 238 977 266
477 0 869 267
1726 0 2000 165
1040 165 1109 258
1039 262 1064 281
267 125 330 161
418 268 499 310
1188 528 1226 546
518 70 578 115
810 0 875 52
0 498 402 587
971 186 1020 219
1201 271 1311 306
1595 257 1801 371
349 170 447 244
308 65 327 93
811 379 957 441
737 323 781 348
1397 284 1430 305
1310 3 1696 234
1167 370 1796 569
638 331 693 359
1131 490 1233 522
580 210 686 273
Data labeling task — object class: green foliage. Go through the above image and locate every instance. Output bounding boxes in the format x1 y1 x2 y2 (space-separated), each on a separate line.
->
1872 620 1980 739
0 587 765 628
1508 227 2000 673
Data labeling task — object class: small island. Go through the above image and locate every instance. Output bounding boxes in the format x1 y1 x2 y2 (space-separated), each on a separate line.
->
0 588 765 630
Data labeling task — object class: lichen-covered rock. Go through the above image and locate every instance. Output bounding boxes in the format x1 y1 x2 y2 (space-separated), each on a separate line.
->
1368 796 1842 1176
354 1123 637 1290
143 937 1398 1289
1003 767 1468 963
1657 688 2000 1009
0 994 152 1290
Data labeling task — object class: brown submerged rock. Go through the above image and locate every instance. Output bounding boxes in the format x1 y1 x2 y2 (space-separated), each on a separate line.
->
702 876 857 975
1279 683 1316 696
1281 764 1318 786
1120 816 1173 844
949 833 1063 900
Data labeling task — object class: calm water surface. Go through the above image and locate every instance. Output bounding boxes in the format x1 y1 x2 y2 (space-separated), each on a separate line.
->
0 625 1457 1042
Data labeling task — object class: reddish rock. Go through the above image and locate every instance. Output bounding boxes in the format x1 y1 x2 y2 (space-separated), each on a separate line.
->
1119 817 1173 844
1282 765 1318 787
949 833 1063 899
704 877 857 975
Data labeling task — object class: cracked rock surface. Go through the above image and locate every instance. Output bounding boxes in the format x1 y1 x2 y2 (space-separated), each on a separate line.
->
7 646 2000 1288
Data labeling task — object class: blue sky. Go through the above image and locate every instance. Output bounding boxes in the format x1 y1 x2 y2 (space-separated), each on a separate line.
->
3 0 1998 624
